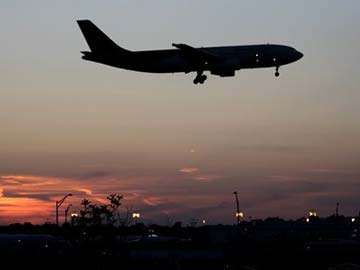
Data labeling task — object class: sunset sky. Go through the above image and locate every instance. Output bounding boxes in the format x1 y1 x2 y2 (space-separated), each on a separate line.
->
1 1 360 225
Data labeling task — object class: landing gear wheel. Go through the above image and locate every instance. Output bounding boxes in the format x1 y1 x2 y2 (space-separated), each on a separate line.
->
193 72 207 85
275 66 280 77
199 75 207 84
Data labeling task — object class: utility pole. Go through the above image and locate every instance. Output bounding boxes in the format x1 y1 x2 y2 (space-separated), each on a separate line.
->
56 193 72 226
233 191 241 225
64 204 72 224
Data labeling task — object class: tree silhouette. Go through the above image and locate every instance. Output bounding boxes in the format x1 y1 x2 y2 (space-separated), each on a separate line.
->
107 194 123 225
78 194 124 226
79 198 92 225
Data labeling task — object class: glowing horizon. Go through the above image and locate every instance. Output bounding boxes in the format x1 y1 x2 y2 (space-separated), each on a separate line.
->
1 1 360 225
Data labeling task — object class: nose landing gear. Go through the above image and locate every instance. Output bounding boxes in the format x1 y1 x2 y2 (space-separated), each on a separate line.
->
275 66 280 77
193 71 207 84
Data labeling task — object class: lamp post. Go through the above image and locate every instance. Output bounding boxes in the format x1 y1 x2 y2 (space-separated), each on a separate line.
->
336 202 340 217
56 193 72 226
64 204 72 224
233 191 241 225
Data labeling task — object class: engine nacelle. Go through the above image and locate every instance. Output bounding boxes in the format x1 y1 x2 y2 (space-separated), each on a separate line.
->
210 59 238 77
210 69 236 77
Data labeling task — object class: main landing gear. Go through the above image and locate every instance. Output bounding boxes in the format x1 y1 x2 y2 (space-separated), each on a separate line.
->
193 71 207 85
275 66 280 77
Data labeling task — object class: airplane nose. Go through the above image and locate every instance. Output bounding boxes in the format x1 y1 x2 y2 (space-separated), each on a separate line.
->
297 51 304 60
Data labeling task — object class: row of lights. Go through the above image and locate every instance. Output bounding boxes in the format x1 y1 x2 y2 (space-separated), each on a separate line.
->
59 192 357 226
68 210 356 225
234 209 358 224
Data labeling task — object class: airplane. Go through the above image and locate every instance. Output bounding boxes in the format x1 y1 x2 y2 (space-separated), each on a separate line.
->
77 20 303 84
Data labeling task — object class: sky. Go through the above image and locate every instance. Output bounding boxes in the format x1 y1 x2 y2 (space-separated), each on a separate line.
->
1 0 360 225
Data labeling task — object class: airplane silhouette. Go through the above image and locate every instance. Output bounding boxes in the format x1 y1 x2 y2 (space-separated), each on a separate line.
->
77 20 303 84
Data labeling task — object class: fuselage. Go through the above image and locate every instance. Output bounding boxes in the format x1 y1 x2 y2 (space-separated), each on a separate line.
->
83 44 303 76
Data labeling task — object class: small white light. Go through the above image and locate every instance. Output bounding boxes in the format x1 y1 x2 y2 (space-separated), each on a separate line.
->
132 212 141 218
352 218 356 223
236 212 244 218
306 218 310 223
273 58 277 62
256 54 259 57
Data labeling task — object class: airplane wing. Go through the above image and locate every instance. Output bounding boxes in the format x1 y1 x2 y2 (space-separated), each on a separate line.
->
172 43 219 64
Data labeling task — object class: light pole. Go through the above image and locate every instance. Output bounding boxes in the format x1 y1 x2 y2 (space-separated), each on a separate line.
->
64 204 72 224
233 191 241 225
56 193 72 226
336 202 340 217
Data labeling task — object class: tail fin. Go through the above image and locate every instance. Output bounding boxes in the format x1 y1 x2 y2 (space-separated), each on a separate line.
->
77 20 130 53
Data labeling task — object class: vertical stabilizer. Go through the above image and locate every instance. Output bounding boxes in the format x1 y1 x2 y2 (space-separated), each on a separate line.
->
77 20 130 53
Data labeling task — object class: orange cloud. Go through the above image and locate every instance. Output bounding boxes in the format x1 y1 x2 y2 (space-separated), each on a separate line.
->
0 174 137 224
0 173 229 225
77 188 93 195
178 167 199 173
143 196 165 206
192 174 223 182
1 174 219 225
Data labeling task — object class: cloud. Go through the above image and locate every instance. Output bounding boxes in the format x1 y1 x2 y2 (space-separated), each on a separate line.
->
267 175 308 182
0 174 131 224
80 163 112 168
230 145 303 153
82 171 112 179
307 168 336 173
77 188 92 195
192 174 223 182
2 168 360 225
2 190 57 201
143 196 165 206
178 167 199 174
0 173 233 224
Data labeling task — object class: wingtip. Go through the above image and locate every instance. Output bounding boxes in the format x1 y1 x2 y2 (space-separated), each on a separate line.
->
76 19 92 24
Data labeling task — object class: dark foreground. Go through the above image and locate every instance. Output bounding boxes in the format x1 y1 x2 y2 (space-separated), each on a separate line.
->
1 218 360 270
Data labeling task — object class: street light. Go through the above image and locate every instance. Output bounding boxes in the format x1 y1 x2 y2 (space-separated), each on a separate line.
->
236 212 244 218
132 212 141 219
70 213 79 226
132 212 141 224
55 193 72 226
64 204 72 224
